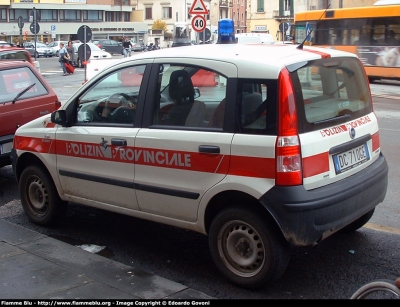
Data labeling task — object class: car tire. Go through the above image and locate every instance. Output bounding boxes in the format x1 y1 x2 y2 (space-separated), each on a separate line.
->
209 206 290 289
19 165 68 226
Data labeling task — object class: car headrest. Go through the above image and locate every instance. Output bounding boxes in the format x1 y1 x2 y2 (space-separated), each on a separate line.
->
169 70 194 104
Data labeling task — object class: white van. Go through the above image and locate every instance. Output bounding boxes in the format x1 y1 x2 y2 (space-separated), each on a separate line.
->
235 32 275 44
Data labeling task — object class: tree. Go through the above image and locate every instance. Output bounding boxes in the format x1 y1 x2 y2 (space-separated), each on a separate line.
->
152 19 168 33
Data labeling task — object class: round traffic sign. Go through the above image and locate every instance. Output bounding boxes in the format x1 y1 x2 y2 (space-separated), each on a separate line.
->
30 22 40 35
199 28 211 43
78 43 91 62
191 15 206 33
77 25 92 43
279 22 289 33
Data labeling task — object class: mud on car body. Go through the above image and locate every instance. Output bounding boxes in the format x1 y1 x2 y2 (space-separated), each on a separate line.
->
11 41 388 289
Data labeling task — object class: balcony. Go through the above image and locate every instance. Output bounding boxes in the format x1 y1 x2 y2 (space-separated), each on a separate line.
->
220 0 233 8
114 0 131 5
273 10 293 21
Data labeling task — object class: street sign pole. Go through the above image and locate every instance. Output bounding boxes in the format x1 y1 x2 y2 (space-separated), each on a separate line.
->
84 26 87 81
77 25 92 83
33 7 36 61
18 16 24 47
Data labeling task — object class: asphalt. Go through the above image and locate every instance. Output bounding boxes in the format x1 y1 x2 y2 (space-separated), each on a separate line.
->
0 67 214 301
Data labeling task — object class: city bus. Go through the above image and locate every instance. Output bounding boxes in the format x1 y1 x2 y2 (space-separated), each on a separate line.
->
292 1 400 82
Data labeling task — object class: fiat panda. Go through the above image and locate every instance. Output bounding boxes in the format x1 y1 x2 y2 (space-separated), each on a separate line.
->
11 40 388 289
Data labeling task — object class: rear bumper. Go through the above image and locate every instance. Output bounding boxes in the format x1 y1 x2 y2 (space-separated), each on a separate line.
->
261 153 389 246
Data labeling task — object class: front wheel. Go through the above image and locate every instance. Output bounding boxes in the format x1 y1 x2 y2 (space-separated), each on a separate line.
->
19 166 68 225
209 206 290 289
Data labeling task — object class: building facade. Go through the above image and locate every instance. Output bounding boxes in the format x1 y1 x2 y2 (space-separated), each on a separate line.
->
0 0 381 47
246 0 377 43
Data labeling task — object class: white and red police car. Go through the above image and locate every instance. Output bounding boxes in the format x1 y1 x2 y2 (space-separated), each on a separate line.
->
11 21 388 289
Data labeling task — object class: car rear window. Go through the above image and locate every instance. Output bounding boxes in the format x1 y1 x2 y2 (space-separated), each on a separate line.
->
289 57 372 132
0 66 48 104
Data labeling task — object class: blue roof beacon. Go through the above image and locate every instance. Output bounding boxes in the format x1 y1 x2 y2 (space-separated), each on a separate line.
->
217 18 236 44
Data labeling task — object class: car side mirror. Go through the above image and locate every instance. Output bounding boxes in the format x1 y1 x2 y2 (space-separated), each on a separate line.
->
51 110 66 126
194 87 201 99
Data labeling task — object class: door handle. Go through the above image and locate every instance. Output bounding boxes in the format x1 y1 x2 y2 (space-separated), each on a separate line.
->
199 145 220 154
111 138 127 146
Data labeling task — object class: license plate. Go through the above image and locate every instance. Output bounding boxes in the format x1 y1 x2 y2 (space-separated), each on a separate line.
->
0 142 13 155
333 143 370 174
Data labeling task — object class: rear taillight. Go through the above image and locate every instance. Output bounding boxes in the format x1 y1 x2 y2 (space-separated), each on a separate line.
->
276 68 302 186
55 101 62 110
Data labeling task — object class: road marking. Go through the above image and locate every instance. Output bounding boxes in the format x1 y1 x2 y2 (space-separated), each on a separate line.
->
372 94 400 100
364 223 400 235
42 70 83 76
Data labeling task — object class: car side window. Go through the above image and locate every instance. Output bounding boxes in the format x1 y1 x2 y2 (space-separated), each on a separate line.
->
152 64 227 129
238 80 277 135
76 65 146 125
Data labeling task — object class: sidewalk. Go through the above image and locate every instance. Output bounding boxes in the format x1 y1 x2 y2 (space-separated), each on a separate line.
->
0 219 214 300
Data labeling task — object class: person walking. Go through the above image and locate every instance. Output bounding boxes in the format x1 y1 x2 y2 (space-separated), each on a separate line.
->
66 41 75 70
58 42 68 76
122 37 132 58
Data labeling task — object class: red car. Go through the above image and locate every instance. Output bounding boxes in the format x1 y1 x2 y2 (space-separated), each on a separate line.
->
0 59 61 167
0 46 34 64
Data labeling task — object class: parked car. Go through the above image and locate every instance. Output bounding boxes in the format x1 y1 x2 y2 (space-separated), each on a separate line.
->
92 39 124 55
0 47 33 63
47 40 68 56
0 60 61 168
0 46 41 73
132 42 145 52
72 42 112 68
23 42 53 58
0 40 17 47
11 41 388 290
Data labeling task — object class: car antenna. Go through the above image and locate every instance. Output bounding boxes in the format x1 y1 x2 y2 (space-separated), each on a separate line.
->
297 4 330 50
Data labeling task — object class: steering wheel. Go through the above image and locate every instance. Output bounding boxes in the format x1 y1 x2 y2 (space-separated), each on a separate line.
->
102 93 136 122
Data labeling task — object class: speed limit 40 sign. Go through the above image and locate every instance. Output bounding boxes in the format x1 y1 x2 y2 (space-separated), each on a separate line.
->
191 15 206 33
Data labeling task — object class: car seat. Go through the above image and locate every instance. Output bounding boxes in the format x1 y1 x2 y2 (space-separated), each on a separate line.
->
167 70 206 126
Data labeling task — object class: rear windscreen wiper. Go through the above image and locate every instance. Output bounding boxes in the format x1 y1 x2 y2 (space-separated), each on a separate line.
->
12 83 36 104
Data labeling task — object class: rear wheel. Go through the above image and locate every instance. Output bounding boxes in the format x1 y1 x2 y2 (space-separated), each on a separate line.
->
19 166 68 225
209 206 290 289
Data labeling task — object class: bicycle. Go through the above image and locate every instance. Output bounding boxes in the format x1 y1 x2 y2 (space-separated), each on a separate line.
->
350 277 400 299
